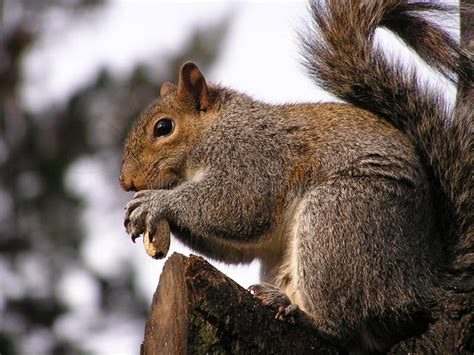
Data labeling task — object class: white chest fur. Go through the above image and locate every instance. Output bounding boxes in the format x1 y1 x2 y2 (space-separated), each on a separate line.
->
258 196 308 309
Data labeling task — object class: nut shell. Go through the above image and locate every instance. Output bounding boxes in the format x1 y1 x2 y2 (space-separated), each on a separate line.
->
143 219 170 259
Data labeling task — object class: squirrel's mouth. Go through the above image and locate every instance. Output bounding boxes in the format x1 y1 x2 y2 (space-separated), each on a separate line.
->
149 176 181 190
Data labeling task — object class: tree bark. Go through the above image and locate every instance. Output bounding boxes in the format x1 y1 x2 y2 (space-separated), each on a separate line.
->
141 253 473 354
387 293 473 354
140 253 339 355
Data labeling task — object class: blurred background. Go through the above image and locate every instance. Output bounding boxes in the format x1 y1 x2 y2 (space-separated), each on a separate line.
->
0 1 329 354
0 0 457 354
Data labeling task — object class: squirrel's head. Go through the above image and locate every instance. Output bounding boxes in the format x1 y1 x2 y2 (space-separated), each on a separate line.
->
120 61 218 191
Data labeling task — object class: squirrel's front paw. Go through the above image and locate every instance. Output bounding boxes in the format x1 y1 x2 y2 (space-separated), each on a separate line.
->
124 190 164 243
248 283 299 323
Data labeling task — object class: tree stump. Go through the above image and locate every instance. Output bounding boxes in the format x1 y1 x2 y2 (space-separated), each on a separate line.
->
141 254 473 354
140 253 339 355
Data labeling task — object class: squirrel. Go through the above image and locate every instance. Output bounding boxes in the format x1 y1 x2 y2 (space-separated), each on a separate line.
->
120 0 472 352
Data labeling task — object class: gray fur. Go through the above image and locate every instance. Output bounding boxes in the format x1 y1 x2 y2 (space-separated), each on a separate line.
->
121 0 472 352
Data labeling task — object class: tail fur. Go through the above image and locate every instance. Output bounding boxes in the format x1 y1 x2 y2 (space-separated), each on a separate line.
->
303 0 473 278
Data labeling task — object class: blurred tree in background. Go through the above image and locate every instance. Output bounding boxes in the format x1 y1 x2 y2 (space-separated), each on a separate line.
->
0 1 228 353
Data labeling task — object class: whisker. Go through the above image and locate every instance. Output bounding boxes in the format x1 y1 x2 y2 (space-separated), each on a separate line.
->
99 118 127 139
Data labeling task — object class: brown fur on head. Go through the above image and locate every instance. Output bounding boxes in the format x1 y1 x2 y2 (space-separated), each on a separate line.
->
119 62 219 191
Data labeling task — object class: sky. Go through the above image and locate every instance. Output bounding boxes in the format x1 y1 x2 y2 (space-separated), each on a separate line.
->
19 1 457 353
22 1 330 112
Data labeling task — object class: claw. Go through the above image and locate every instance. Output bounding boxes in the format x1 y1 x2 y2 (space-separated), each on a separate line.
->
276 306 286 320
131 234 141 243
276 304 299 323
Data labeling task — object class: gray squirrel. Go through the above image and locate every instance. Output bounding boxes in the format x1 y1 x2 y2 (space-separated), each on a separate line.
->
120 0 473 352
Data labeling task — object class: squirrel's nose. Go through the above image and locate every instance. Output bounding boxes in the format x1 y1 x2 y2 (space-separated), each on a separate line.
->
119 174 138 192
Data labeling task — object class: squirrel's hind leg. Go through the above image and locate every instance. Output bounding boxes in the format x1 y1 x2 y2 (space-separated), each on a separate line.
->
293 175 438 351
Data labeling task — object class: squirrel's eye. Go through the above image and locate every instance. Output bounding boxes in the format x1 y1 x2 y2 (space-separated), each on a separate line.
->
153 118 174 138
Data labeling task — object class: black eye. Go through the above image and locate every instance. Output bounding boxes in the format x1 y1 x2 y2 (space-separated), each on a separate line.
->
153 118 174 138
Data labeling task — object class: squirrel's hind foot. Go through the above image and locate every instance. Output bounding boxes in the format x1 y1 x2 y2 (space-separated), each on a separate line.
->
248 283 302 324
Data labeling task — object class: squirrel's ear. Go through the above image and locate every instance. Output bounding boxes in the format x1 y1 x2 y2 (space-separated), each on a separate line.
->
160 82 177 97
178 62 209 112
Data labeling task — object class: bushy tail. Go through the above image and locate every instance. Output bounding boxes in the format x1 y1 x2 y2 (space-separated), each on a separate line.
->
303 0 473 275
